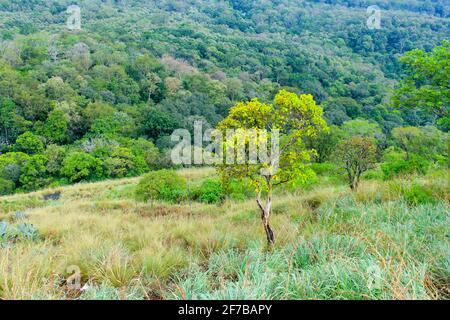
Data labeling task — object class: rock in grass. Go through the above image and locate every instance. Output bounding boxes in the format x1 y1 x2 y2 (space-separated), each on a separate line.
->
42 191 61 201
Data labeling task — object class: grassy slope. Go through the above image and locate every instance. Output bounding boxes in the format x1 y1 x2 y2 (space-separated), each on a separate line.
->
0 167 448 300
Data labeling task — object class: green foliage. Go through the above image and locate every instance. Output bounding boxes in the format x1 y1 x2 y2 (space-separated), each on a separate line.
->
19 154 48 191
310 162 338 176
306 125 344 163
392 126 448 161
0 1 447 197
41 109 69 144
89 112 135 137
361 168 384 181
128 138 161 169
392 126 423 157
335 136 377 190
144 109 180 140
104 146 146 178
0 97 30 145
232 179 256 201
341 119 383 140
402 184 438 206
13 132 43 155
44 144 66 175
192 178 224 204
218 90 328 192
61 152 103 182
393 41 449 128
84 102 116 127
0 178 14 195
0 152 29 184
382 147 406 163
381 155 429 179
135 170 187 203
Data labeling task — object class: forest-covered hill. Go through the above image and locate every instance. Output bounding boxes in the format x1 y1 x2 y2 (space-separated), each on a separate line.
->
0 0 448 194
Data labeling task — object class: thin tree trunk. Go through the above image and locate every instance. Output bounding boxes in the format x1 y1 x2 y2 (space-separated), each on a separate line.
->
263 213 274 245
256 182 275 245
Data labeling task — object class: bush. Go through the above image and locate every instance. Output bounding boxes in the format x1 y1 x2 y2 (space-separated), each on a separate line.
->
19 155 48 191
310 162 338 176
128 138 161 169
382 147 406 163
227 178 255 201
13 132 44 155
44 144 66 175
402 184 438 206
135 170 187 203
192 178 224 204
362 168 383 180
61 152 104 182
104 147 147 178
0 152 30 183
381 155 429 179
0 178 15 195
47 178 70 188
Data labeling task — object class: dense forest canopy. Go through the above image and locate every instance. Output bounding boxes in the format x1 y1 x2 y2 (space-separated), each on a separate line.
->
0 0 448 194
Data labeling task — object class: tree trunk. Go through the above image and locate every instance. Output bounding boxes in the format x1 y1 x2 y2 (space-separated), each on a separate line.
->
256 181 275 245
262 210 275 245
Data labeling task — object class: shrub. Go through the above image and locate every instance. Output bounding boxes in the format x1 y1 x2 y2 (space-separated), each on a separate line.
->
41 109 69 144
90 112 135 136
44 144 66 175
47 178 70 188
310 162 338 176
0 152 30 183
135 169 187 203
382 146 406 163
128 138 161 169
402 184 438 206
13 132 44 155
61 152 104 182
19 155 48 191
227 178 255 201
381 155 429 179
0 152 49 191
362 168 384 180
193 178 224 204
104 147 146 178
0 178 15 195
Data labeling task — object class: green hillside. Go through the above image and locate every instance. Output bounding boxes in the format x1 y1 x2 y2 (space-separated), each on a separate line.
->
0 0 448 301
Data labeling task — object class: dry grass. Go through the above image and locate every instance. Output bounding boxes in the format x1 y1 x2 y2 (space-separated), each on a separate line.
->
0 167 448 300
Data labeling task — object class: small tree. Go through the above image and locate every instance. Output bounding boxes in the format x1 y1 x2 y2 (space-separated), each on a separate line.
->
391 126 423 160
61 152 103 182
341 118 383 140
305 125 344 163
42 109 69 144
335 136 377 191
393 41 450 130
217 90 327 245
392 126 448 161
13 132 44 155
